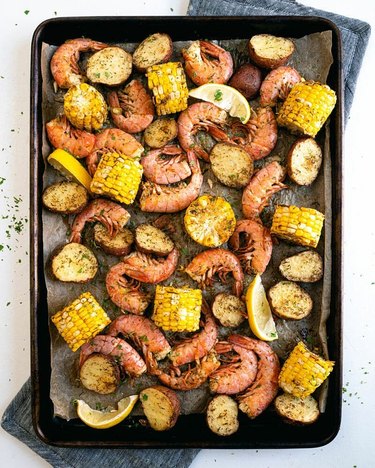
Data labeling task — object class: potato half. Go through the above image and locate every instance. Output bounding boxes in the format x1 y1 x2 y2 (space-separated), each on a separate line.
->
135 223 174 256
212 293 245 328
248 34 295 69
140 385 180 431
268 281 313 320
133 33 173 72
143 118 178 148
80 353 120 394
93 224 134 256
287 137 323 186
42 181 89 214
206 395 239 436
86 46 132 86
51 243 98 283
210 143 253 189
275 393 320 425
228 63 262 99
279 250 323 283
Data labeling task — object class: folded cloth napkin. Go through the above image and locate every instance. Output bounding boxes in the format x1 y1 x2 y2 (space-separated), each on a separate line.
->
1 1 370 467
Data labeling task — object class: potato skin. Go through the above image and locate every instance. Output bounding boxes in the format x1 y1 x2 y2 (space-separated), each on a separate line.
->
79 353 120 395
42 181 89 214
140 385 180 431
228 63 262 99
248 34 295 69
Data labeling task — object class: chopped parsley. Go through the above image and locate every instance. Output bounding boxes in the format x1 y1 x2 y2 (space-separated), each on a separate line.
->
214 89 223 101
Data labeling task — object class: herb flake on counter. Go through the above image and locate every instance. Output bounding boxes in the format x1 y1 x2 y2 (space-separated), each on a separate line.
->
24 10 30 15
0 177 5 185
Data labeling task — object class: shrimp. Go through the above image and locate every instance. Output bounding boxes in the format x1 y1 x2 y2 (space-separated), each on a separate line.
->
106 262 150 315
108 80 154 134
50 38 108 89
177 102 228 161
119 248 179 284
228 219 273 275
86 128 144 175
141 145 191 185
185 248 244 297
242 161 287 219
169 301 218 367
228 334 280 419
260 66 301 107
139 150 203 213
182 40 233 86
79 335 146 377
46 115 96 159
209 341 258 394
108 314 171 360
70 198 130 244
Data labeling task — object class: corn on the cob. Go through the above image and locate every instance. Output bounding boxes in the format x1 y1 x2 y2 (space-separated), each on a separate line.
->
90 151 143 204
279 341 334 398
64 83 108 131
277 81 336 137
152 285 202 332
51 292 111 352
271 205 324 248
146 62 189 115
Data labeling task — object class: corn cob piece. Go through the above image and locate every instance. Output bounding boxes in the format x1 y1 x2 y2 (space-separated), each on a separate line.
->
51 292 111 352
90 151 143 204
279 341 334 398
152 285 202 332
277 81 336 137
146 62 189 115
271 205 324 248
64 83 108 132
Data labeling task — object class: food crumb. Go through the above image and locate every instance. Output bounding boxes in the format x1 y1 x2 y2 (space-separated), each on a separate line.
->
24 10 30 15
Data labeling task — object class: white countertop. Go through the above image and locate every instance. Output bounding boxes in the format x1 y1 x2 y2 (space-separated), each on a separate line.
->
1 0 374 466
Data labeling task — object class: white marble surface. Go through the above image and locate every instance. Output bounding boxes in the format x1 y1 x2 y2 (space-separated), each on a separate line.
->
0 1 374 466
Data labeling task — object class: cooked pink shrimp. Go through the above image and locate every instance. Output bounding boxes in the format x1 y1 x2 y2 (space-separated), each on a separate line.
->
79 335 146 377
140 150 203 213
228 219 273 275
108 314 171 360
106 262 150 315
228 334 280 419
259 66 301 107
50 38 108 89
141 145 191 185
108 80 154 134
46 115 96 158
70 198 130 243
185 248 244 297
182 40 233 85
242 161 287 219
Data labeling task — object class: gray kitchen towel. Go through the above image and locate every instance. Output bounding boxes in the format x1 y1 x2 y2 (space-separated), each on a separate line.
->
1 1 370 467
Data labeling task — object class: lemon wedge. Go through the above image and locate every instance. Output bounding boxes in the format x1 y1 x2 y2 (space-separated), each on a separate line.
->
76 395 138 429
245 274 278 341
189 83 251 123
47 148 92 192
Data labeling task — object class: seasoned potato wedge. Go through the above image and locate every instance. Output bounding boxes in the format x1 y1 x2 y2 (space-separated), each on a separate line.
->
228 63 262 99
133 33 173 72
268 281 313 320
135 223 174 256
86 46 132 86
51 243 98 283
206 395 239 436
287 137 323 186
275 393 319 425
212 293 245 328
140 385 180 431
93 224 134 256
248 34 295 69
42 181 89 214
210 143 253 188
143 118 178 148
279 250 323 283
80 353 120 394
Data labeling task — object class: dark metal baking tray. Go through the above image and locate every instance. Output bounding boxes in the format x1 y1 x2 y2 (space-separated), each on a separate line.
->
30 16 343 448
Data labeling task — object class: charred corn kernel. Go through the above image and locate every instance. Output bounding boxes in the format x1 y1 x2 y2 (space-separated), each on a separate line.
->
90 151 143 204
146 62 189 115
64 83 107 131
271 205 324 248
277 81 336 137
279 341 334 398
51 292 111 352
152 285 202 332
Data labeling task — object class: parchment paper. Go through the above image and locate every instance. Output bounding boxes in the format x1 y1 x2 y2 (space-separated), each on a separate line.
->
41 32 334 420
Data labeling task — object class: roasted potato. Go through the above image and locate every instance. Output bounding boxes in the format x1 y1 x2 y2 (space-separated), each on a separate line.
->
42 181 89 214
135 223 174 256
79 353 120 394
143 118 178 148
274 393 320 425
206 395 239 436
210 143 253 188
140 385 180 431
212 293 245 328
86 46 132 86
268 281 313 320
51 243 98 283
279 250 323 283
133 33 173 72
287 137 323 186
228 63 262 99
93 224 134 256
248 34 295 69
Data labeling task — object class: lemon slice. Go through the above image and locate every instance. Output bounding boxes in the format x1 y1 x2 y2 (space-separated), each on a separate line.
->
76 395 138 429
47 148 92 192
245 274 278 341
189 83 251 123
